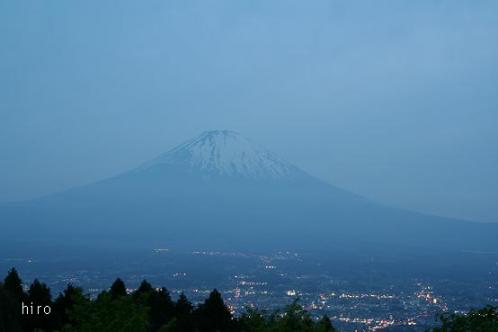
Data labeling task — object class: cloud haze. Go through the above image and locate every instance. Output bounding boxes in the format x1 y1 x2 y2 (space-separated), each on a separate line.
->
1 0 497 222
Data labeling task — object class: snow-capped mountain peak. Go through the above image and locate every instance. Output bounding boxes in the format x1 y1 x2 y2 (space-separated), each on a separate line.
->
139 130 303 180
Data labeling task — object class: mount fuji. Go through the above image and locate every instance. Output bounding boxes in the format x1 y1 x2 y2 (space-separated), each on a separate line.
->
2 130 497 252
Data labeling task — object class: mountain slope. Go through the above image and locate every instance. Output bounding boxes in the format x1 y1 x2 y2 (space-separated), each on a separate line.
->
1 130 497 252
137 130 306 180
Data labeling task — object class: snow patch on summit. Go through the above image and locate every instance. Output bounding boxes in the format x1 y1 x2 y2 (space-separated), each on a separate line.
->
140 130 302 180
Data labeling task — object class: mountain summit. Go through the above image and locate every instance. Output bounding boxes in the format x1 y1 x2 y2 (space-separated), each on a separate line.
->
138 130 303 180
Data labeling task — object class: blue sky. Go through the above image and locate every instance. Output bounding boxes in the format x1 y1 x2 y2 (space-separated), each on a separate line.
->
1 0 497 222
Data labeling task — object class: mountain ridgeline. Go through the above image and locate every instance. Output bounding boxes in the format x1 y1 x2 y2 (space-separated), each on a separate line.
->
2 130 497 252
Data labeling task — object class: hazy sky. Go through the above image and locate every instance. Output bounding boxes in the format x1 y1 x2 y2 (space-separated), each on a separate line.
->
1 0 497 222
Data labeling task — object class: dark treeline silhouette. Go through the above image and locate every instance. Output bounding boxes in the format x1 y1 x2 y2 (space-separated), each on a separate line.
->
0 268 334 332
433 306 498 332
1 268 497 332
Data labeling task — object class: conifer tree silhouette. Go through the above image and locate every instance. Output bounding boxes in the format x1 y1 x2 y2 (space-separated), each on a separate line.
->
110 278 127 299
3 268 24 300
196 289 233 332
318 315 335 332
53 284 84 328
0 283 23 332
150 287 175 332
136 280 153 294
175 292 194 332
26 279 53 331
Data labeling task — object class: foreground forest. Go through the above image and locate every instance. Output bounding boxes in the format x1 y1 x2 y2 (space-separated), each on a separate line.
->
0 268 496 332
